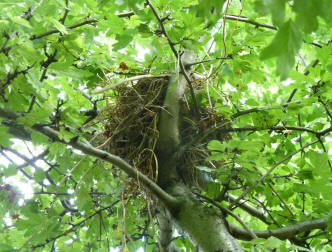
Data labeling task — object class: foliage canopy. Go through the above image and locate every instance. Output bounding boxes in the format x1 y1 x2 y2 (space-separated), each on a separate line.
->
0 0 332 251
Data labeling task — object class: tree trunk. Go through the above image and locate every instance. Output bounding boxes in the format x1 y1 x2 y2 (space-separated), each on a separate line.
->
166 183 244 251
155 51 244 251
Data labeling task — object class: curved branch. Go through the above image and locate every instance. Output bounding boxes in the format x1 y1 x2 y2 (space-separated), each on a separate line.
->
0 108 179 209
229 218 328 241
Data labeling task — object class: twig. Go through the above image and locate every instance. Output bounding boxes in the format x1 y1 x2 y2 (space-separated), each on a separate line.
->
229 139 320 208
318 97 332 122
117 12 135 18
31 201 120 249
145 0 178 58
0 31 17 54
30 19 98 40
59 0 70 24
178 55 200 116
225 125 316 135
268 183 295 218
224 14 277 30
188 56 232 66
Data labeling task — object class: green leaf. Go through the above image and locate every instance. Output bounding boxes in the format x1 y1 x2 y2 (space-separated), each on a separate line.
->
59 128 75 143
0 125 12 147
255 0 286 26
207 140 224 151
264 236 284 249
293 0 326 33
8 14 32 28
75 187 93 211
305 151 330 177
31 132 49 145
34 169 46 182
4 164 17 177
105 14 125 34
50 18 68 35
195 166 213 173
261 20 302 79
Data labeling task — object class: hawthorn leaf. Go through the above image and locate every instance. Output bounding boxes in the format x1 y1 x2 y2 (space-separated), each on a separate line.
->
261 20 302 79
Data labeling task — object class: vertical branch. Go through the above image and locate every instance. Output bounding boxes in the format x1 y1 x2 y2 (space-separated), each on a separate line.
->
146 0 200 116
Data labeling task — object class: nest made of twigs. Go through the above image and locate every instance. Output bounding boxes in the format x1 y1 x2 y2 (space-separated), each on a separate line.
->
101 76 229 183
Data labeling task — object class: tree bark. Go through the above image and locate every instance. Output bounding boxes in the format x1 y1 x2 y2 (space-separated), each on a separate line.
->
155 51 244 251
167 183 244 251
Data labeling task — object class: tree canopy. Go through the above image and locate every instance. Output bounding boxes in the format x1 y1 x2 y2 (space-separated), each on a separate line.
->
0 0 332 251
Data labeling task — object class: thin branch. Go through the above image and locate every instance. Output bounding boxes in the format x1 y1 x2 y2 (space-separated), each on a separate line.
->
230 139 320 208
0 31 17 54
251 196 281 227
188 56 232 66
145 0 200 116
224 14 277 30
0 150 34 181
117 11 135 18
229 218 328 241
318 97 332 122
0 108 179 209
145 0 178 58
59 0 70 24
268 183 295 218
317 126 332 137
31 201 120 249
225 125 317 135
30 19 98 40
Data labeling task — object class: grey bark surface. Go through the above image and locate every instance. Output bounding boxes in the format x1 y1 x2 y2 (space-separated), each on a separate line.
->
168 184 244 252
155 51 244 251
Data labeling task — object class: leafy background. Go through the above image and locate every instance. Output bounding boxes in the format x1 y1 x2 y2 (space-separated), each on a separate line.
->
0 0 331 251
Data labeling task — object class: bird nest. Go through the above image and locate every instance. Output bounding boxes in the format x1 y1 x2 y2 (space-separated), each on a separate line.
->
101 76 228 183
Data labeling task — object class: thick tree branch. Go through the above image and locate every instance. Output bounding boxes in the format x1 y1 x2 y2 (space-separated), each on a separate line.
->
157 210 181 252
169 184 244 251
0 108 179 209
229 218 328 241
